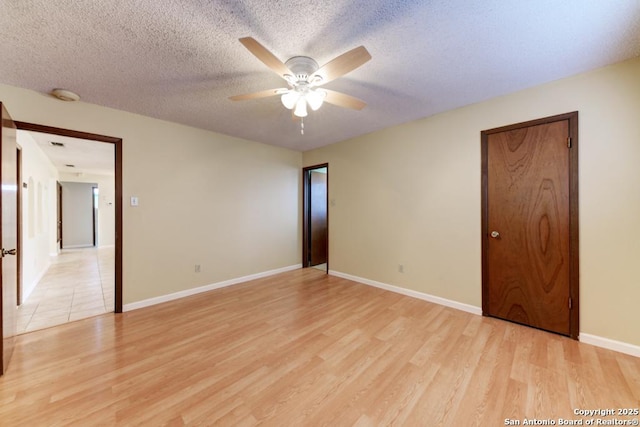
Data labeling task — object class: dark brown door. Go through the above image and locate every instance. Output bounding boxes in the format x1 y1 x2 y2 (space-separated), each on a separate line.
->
303 164 329 269
57 181 62 247
16 146 22 306
92 186 97 247
482 112 579 338
310 171 328 266
0 102 18 374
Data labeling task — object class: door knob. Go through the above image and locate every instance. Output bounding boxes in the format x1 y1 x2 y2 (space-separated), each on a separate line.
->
1 248 16 257
490 231 500 239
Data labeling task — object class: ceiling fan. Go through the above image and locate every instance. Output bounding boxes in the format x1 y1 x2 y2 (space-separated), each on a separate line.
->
229 37 371 120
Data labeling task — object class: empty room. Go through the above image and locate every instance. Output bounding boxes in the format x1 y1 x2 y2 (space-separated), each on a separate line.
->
0 1 639 425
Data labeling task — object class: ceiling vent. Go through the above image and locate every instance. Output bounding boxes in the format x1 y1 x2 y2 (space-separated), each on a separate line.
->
49 141 65 147
65 164 75 168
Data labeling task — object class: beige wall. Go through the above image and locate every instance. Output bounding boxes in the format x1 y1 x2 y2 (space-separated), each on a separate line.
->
303 57 640 346
17 130 59 300
3 56 638 346
1 85 302 305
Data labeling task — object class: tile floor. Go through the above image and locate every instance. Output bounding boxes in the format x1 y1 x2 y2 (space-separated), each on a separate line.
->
17 247 114 334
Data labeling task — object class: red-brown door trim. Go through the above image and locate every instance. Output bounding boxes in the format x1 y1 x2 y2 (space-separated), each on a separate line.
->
16 146 22 306
14 121 123 313
57 182 63 248
302 163 329 271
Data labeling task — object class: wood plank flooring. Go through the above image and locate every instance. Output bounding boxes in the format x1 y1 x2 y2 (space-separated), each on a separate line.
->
1 268 638 426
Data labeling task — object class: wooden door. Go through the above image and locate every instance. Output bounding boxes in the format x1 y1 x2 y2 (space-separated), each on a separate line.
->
0 102 18 374
16 146 22 306
303 164 328 269
57 181 62 247
310 171 328 266
482 112 579 338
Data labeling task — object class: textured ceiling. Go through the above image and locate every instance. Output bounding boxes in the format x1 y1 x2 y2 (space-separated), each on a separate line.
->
1 1 639 151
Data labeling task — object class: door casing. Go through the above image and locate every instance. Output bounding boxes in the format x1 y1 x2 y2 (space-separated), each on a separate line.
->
16 146 22 306
15 121 124 314
1 102 18 374
481 111 579 339
57 181 63 249
302 164 329 271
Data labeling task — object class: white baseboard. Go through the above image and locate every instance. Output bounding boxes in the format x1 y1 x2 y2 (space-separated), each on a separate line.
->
328 271 639 358
580 333 640 358
123 264 302 312
122 266 639 358
22 261 51 302
328 270 482 316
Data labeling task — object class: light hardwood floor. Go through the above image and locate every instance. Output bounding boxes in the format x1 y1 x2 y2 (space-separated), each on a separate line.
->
1 268 638 426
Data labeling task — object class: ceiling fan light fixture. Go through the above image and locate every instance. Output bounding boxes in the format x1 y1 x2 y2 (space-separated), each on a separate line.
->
230 37 371 128
281 91 299 109
306 89 326 111
294 98 308 117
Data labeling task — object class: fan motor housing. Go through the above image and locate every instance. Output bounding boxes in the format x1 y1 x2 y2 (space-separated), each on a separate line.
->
285 56 319 81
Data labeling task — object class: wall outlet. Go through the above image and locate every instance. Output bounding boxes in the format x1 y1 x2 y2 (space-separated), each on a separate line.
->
398 264 404 273
195 264 201 273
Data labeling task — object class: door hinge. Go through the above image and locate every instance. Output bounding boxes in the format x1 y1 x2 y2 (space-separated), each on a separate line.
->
568 297 572 310
567 137 572 148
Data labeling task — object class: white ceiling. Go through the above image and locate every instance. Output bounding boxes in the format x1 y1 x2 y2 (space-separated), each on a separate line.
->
22 130 115 177
1 1 639 152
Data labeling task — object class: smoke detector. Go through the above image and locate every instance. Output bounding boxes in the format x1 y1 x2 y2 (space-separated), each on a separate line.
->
50 89 80 102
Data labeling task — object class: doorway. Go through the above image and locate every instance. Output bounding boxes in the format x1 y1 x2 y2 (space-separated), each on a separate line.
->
14 121 123 319
60 181 99 249
303 164 328 272
481 112 579 338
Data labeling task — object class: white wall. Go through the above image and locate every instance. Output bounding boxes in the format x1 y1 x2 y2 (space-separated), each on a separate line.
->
303 56 640 348
60 172 115 247
17 130 59 301
0 84 302 305
60 181 96 248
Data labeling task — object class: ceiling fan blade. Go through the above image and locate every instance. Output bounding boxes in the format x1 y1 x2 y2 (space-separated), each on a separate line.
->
311 46 371 85
229 88 287 101
322 89 367 110
239 37 292 77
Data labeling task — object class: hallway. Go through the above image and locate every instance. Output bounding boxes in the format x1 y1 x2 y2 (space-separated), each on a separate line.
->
17 247 114 333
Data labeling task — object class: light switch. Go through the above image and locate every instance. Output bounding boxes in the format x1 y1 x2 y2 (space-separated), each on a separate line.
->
130 196 139 207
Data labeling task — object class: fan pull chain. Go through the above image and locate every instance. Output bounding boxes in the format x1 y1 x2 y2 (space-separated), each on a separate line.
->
300 118 304 135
